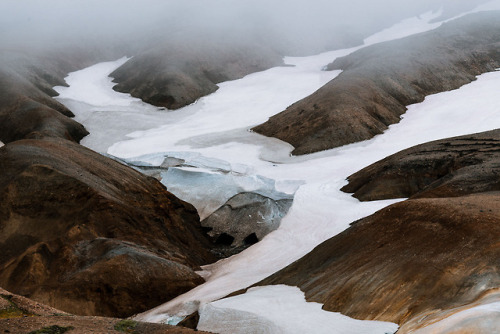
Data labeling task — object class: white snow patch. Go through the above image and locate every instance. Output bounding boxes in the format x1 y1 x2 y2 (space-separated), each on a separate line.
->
54 57 135 107
363 10 443 45
106 54 344 161
197 285 398 334
0 141 4 148
412 301 500 333
365 2 500 46
53 57 168 153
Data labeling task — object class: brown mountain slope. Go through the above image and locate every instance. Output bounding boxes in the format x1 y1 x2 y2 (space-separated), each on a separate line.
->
342 129 500 200
0 138 216 318
0 47 136 144
256 131 500 331
0 49 114 144
0 63 86 143
110 38 283 110
258 193 500 330
253 11 500 155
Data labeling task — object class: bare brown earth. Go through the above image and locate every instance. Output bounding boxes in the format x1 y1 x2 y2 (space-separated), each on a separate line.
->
0 48 226 320
255 131 500 331
342 129 500 200
0 287 211 333
0 138 216 318
253 11 500 155
110 38 284 110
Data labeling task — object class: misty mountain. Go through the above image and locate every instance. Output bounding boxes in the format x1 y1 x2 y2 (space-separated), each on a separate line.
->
109 39 283 109
0 0 490 56
1 1 500 333
253 11 500 154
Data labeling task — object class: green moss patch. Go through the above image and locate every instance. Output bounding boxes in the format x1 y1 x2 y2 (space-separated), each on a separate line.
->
114 319 138 333
0 294 34 319
28 325 74 334
0 306 25 319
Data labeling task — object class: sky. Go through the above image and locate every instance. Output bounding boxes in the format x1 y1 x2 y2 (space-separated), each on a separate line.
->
0 0 491 55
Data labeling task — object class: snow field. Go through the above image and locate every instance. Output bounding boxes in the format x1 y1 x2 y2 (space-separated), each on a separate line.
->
197 285 399 334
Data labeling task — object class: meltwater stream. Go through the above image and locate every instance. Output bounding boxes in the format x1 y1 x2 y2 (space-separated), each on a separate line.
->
54 6 500 333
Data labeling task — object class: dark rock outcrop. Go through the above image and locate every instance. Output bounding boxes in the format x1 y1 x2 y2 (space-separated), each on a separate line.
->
110 39 283 110
0 138 216 318
253 11 500 155
120 157 295 258
342 129 500 201
202 192 293 257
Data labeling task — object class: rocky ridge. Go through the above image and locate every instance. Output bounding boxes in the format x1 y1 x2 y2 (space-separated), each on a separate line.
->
253 11 500 155
0 138 216 318
342 129 500 200
0 50 221 319
110 39 284 110
0 52 88 143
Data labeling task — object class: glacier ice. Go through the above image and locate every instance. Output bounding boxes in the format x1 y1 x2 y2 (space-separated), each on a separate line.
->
161 167 294 221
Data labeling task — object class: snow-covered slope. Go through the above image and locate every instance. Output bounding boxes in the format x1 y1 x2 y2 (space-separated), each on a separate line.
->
197 286 399 334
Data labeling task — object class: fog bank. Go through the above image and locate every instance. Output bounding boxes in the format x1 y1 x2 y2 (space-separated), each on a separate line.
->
0 0 491 56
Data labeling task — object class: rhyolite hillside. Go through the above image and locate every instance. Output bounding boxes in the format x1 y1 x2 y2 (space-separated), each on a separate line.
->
0 138 217 317
107 2 489 111
1 3 499 332
110 38 284 110
342 129 500 200
0 51 89 143
255 129 500 332
0 50 220 318
253 11 500 155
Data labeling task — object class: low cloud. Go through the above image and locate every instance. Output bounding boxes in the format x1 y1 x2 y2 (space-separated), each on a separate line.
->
0 0 492 55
